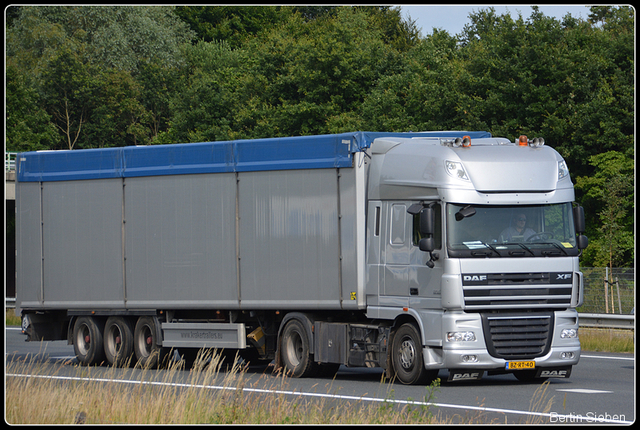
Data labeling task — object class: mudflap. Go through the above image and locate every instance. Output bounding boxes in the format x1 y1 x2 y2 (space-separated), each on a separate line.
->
536 366 572 379
448 370 484 382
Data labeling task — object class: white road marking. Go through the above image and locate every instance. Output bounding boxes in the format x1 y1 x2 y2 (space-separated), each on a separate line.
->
556 388 613 394
581 354 634 361
6 372 633 424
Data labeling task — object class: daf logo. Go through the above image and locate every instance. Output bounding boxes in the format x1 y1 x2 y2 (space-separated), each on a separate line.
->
556 273 572 280
452 372 481 380
540 370 569 377
463 275 487 282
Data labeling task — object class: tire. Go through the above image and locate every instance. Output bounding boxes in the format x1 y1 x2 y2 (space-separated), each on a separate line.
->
133 316 168 369
73 316 106 366
390 323 436 385
318 362 341 378
104 316 135 367
280 319 318 378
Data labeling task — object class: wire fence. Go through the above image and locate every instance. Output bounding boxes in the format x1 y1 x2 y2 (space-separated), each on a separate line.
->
578 267 635 314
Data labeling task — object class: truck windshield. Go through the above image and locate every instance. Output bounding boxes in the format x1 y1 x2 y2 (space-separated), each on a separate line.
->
446 203 580 258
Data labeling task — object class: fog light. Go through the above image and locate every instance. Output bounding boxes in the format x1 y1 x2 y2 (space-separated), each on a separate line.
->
462 354 478 363
447 331 476 342
561 352 575 359
560 328 578 339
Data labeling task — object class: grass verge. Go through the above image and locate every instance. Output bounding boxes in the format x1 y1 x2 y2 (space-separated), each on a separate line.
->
6 350 451 425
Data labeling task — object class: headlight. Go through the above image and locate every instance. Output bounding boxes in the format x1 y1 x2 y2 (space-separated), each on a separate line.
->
560 328 578 339
445 160 470 181
447 331 476 342
558 160 570 180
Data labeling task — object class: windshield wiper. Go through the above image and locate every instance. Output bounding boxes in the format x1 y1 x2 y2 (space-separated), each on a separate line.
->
513 243 535 257
542 242 569 256
469 242 501 257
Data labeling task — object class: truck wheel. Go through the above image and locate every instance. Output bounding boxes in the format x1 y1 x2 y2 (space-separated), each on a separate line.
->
280 319 317 378
134 316 167 369
390 323 435 385
73 316 105 366
104 316 135 367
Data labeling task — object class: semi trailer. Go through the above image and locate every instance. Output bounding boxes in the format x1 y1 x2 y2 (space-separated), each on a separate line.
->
15 131 588 384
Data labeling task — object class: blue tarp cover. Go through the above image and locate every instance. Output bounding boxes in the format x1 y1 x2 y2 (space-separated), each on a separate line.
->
17 131 491 182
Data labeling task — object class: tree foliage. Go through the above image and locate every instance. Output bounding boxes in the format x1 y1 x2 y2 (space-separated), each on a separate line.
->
5 5 634 266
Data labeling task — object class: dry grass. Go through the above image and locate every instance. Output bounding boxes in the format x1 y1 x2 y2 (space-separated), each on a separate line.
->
6 350 448 425
578 328 634 353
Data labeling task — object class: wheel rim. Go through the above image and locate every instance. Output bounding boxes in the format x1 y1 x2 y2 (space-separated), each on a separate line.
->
136 324 153 357
399 337 416 370
285 331 303 368
76 323 91 356
106 324 123 357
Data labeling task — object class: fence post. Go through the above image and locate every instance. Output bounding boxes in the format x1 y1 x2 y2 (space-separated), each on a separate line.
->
604 266 609 313
616 277 622 314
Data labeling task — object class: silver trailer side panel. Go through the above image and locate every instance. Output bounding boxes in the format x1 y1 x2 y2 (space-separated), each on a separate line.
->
17 167 364 311
124 173 238 309
16 182 42 307
41 179 124 308
238 168 342 309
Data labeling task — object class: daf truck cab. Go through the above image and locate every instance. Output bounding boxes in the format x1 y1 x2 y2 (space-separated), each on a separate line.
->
365 134 587 383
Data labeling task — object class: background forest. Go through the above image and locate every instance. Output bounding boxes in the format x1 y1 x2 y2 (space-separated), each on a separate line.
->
5 5 634 268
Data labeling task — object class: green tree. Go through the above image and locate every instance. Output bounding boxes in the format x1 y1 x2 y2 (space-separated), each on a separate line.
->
5 65 58 152
41 47 97 150
175 6 290 48
574 151 634 268
83 69 150 147
359 28 462 131
242 7 402 136
6 6 195 148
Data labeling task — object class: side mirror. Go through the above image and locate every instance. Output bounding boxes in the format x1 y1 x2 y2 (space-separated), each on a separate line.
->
573 205 586 234
419 237 435 253
420 207 434 235
577 234 589 250
407 202 439 268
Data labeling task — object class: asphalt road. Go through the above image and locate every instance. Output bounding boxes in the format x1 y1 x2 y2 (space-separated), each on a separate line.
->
5 327 634 424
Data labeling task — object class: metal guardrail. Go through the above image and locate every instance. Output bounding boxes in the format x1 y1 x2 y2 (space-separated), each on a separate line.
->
6 151 18 171
578 313 635 330
5 297 634 329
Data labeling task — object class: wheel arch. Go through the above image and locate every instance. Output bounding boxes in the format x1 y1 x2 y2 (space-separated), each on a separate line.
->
391 311 425 346
277 312 316 355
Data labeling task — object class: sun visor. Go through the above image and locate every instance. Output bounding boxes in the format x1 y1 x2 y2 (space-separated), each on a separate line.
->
457 146 566 192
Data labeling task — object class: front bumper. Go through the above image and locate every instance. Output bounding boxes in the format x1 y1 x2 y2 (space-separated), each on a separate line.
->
429 309 580 379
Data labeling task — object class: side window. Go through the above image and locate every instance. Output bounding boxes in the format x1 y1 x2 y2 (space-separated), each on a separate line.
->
412 203 442 248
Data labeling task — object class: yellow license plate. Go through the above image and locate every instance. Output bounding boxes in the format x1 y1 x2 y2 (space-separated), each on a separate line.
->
506 361 535 370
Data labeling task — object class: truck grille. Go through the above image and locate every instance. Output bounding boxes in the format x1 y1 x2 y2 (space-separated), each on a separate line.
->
482 313 553 359
462 272 573 310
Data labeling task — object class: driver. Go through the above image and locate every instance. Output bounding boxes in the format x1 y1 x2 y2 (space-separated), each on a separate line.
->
499 213 535 242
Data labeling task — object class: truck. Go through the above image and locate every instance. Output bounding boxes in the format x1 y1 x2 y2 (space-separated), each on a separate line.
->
15 131 588 384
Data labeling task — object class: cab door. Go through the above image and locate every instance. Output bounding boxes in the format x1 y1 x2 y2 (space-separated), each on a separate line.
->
382 201 443 302
383 202 411 296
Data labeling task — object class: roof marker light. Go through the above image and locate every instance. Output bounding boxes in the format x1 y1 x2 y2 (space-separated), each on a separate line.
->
518 135 528 146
